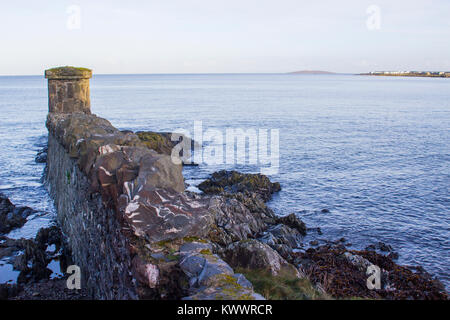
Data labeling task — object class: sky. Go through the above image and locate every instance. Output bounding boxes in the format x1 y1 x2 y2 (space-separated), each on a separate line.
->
1 0 450 75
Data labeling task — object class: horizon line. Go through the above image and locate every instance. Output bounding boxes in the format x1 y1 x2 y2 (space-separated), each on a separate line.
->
0 71 355 77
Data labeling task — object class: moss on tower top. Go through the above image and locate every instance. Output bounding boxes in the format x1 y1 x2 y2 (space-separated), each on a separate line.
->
45 66 92 80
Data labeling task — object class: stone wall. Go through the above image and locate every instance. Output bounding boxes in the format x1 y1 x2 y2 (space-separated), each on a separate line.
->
42 66 268 300
45 134 138 299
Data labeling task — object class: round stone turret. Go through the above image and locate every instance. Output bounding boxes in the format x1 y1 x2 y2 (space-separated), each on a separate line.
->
45 66 92 114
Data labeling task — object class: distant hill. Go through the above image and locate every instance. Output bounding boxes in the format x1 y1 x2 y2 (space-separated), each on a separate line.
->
288 70 337 75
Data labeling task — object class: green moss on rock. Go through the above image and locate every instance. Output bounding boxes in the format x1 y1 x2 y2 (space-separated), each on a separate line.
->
45 66 92 79
212 274 255 300
236 268 330 300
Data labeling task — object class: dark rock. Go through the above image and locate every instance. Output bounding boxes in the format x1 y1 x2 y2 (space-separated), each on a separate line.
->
120 130 134 134
35 146 48 163
321 208 330 213
9 278 89 300
277 213 307 236
0 283 21 300
35 225 62 251
269 244 295 261
387 252 399 260
307 227 323 235
14 238 52 283
0 193 36 234
378 241 393 252
222 239 298 276
206 194 276 247
261 224 302 248
0 226 67 285
198 170 281 201
365 241 398 259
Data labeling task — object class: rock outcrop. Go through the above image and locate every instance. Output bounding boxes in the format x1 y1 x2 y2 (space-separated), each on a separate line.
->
222 240 297 277
0 193 36 234
198 170 281 201
0 225 72 287
196 171 307 264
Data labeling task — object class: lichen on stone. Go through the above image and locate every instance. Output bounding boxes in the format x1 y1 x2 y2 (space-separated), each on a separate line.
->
45 66 92 80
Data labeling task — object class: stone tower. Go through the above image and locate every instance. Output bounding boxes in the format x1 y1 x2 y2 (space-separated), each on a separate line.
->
45 66 92 114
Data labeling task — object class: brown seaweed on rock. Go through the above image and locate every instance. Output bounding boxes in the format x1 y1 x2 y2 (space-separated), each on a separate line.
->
294 245 448 300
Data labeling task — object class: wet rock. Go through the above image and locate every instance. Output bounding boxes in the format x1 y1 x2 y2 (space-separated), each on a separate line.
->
378 241 393 252
343 251 373 272
307 227 323 235
14 239 52 283
365 241 398 259
206 195 271 246
387 252 399 260
198 170 281 201
0 193 36 234
277 213 307 236
1 226 68 285
321 208 330 213
35 146 48 163
35 225 62 252
201 174 307 264
222 239 298 277
266 224 302 248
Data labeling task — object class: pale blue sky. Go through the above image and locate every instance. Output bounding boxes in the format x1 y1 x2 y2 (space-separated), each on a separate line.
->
1 0 450 75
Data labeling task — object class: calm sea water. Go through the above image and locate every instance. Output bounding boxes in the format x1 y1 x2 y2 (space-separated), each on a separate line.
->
0 74 448 288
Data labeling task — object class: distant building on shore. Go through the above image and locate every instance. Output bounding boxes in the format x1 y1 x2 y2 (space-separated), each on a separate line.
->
363 71 450 78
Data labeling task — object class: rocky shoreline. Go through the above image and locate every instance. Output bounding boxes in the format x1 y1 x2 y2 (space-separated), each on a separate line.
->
0 66 448 300
1 163 447 299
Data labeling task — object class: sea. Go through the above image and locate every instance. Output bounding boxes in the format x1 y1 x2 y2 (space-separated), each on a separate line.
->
0 73 448 288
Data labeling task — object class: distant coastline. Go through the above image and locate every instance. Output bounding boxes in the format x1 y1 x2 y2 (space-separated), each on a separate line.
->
288 70 337 75
360 71 450 78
